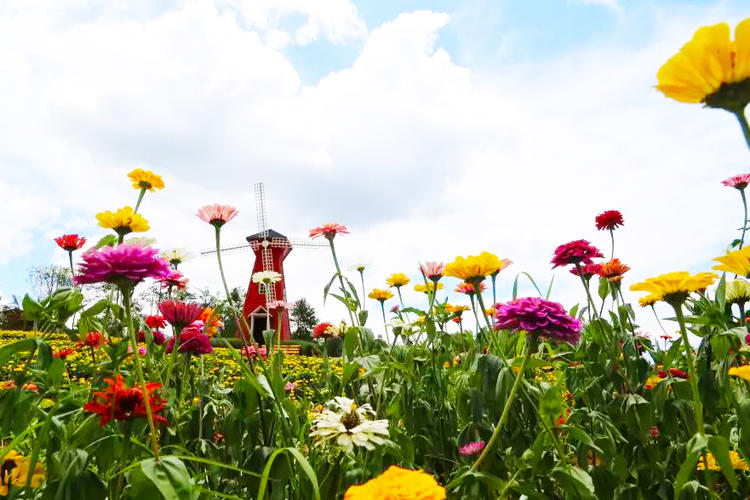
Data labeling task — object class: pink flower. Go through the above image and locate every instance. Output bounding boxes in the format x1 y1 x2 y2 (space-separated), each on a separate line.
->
551 240 603 268
139 329 166 345
648 426 660 439
74 244 171 287
166 327 213 355
419 261 445 280
266 300 288 310
595 210 624 231
494 297 582 345
458 441 485 456
722 174 750 190
241 345 268 360
570 263 602 279
197 204 239 227
159 269 188 290
158 300 203 328
138 347 147 355
309 223 348 240
285 382 297 392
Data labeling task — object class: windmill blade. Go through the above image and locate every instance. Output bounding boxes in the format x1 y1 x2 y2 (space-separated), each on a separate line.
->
201 243 252 258
261 244 277 301
254 182 268 238
287 238 328 249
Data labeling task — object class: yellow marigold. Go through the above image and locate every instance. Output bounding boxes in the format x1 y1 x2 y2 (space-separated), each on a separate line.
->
128 168 165 191
386 273 410 288
713 246 750 277
414 282 444 293
630 271 717 305
444 252 506 282
344 466 446 500
0 450 45 495
726 280 750 304
368 288 394 302
697 450 749 471
657 19 750 106
729 364 750 382
96 206 149 235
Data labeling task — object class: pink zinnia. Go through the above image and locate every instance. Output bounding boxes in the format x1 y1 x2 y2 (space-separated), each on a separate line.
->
722 174 750 190
419 261 445 280
309 223 348 240
159 269 188 290
241 345 267 360
74 244 171 286
458 441 485 456
494 297 582 345
166 328 213 355
197 204 239 227
138 329 166 345
551 240 603 268
55 234 86 251
266 300 288 310
595 210 624 231
158 300 203 328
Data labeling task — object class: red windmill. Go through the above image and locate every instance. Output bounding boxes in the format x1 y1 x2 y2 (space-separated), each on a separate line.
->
203 183 326 344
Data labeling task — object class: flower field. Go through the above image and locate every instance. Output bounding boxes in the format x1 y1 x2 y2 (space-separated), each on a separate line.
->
4 16 750 500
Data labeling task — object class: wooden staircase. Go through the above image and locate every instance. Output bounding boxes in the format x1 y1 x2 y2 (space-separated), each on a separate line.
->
272 343 301 356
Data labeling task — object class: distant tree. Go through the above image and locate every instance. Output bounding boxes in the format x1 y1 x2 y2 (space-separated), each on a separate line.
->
27 265 72 299
290 298 317 341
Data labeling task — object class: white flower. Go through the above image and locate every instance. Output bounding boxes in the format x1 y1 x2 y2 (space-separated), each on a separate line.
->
160 248 191 266
252 271 282 285
126 237 158 247
349 262 370 273
310 397 390 453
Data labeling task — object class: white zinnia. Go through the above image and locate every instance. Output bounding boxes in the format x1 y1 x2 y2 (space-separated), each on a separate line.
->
310 397 390 453
161 248 191 266
252 271 282 285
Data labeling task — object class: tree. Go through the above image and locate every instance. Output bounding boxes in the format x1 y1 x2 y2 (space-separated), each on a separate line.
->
27 265 72 299
290 298 317 341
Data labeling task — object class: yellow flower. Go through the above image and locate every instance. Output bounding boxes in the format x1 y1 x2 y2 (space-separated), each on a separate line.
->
444 304 470 315
344 466 446 500
657 19 750 107
0 450 45 493
128 168 165 191
630 271 717 305
697 450 749 471
96 206 149 235
638 294 661 308
444 252 506 282
644 375 665 391
729 364 750 382
414 282 444 293
726 279 750 304
386 273 410 288
484 307 496 316
713 246 750 277
368 288 394 302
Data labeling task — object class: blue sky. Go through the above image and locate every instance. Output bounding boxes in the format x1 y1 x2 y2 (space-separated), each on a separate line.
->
1 0 749 336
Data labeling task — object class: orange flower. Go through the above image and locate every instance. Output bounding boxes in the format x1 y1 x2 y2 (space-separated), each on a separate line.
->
198 307 223 337
599 258 631 283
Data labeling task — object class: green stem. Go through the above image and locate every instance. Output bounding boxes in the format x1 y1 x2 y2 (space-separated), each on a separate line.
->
122 287 161 459
733 108 750 152
609 229 615 259
359 270 366 309
214 225 252 343
133 188 147 214
380 301 388 342
574 263 598 321
491 274 497 305
672 304 704 434
68 251 75 282
472 334 533 470
651 305 668 336
740 189 748 250
474 282 494 332
327 238 356 326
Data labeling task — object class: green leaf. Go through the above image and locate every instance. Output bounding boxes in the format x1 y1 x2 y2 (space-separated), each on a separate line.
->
706 434 738 490
561 426 604 455
673 433 707 500
130 457 195 500
344 326 357 359
257 448 320 500
95 234 117 248
551 465 597 500
322 273 338 304
598 277 609 300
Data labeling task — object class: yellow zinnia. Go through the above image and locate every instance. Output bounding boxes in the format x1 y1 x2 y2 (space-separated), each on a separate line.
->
368 288 393 302
657 18 750 108
414 282 444 293
630 271 717 305
444 252 506 282
96 206 149 235
697 450 749 471
344 466 446 500
128 168 165 191
713 246 750 277
386 273 410 288
729 364 750 382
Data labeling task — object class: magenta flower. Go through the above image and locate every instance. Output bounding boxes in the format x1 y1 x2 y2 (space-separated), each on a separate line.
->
158 300 203 328
241 345 268 360
551 240 603 268
139 330 166 345
494 297 582 345
458 441 486 456
285 382 297 391
197 204 239 227
419 261 445 281
722 174 750 190
165 328 213 355
159 269 188 290
74 244 171 287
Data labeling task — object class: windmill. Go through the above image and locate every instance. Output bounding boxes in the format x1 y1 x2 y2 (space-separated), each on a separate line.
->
202 182 326 344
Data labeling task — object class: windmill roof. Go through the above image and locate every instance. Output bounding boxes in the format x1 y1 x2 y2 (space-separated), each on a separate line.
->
247 229 288 241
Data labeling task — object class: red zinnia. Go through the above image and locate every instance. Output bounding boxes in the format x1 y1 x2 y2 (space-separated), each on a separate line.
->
54 348 74 359
84 373 168 427
312 322 334 338
595 210 624 231
158 300 203 328
54 234 87 251
551 240 603 268
77 331 106 349
722 174 750 190
570 263 602 279
145 315 167 330
309 223 348 240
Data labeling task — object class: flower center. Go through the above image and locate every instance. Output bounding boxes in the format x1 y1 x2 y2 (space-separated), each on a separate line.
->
340 410 361 430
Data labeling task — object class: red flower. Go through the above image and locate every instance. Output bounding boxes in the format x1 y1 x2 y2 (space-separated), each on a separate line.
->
648 426 660 438
722 174 750 190
669 368 688 379
77 331 106 349
158 300 203 328
138 329 166 345
54 234 86 251
598 258 631 283
452 317 463 324
569 263 602 279
595 210 624 231
145 315 167 330
54 348 74 359
313 322 334 338
309 223 349 240
455 281 486 295
84 374 168 427
551 240 603 268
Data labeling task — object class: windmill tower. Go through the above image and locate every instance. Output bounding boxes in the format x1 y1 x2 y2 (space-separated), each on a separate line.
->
202 182 326 345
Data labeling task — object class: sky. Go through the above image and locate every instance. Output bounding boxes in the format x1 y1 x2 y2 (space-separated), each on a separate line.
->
1 0 749 339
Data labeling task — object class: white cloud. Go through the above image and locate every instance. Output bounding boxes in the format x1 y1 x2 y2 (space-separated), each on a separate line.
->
0 2 747 340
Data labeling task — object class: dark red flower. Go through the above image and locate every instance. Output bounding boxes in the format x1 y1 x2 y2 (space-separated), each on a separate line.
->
54 234 86 251
138 330 166 345
158 300 203 328
84 373 168 427
165 324 213 355
648 426 660 438
569 263 602 279
551 240 603 268
54 348 74 359
77 331 106 349
669 368 688 379
145 315 167 330
595 210 624 231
